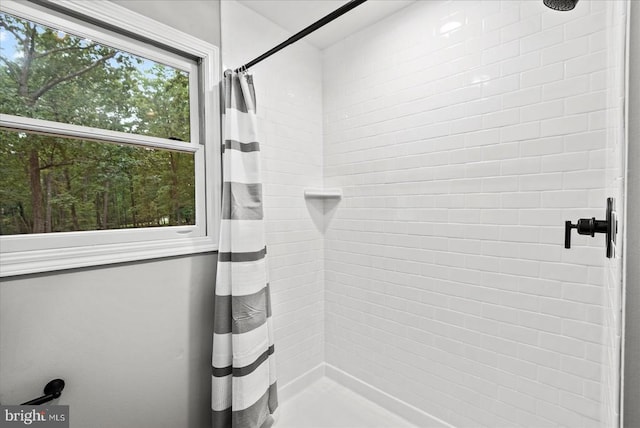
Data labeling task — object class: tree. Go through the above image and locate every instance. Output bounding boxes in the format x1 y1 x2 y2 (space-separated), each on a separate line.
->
0 12 195 235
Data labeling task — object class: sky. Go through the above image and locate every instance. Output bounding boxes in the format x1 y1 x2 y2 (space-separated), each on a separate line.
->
0 11 182 82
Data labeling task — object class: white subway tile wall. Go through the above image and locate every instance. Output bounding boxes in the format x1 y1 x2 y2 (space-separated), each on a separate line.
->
221 2 325 388
322 1 624 427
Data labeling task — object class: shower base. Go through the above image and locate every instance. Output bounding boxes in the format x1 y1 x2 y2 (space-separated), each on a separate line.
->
275 377 415 428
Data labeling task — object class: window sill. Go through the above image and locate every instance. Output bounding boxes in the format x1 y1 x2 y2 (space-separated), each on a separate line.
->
0 238 217 277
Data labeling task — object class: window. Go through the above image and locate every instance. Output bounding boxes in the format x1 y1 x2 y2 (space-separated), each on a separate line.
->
0 0 220 276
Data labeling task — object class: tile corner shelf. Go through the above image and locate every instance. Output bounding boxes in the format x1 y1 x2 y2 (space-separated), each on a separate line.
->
304 188 342 200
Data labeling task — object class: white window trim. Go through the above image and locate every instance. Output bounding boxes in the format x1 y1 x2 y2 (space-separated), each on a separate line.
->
0 0 221 277
0 115 202 153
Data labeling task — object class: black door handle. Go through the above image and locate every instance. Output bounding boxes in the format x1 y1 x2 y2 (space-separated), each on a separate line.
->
564 198 617 258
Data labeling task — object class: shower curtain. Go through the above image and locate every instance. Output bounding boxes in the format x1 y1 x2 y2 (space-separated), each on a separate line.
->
212 70 278 428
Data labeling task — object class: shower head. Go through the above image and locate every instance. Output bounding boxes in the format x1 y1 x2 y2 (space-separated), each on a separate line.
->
543 0 579 11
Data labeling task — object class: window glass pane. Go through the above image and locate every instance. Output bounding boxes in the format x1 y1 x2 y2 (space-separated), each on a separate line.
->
0 12 191 141
0 129 195 235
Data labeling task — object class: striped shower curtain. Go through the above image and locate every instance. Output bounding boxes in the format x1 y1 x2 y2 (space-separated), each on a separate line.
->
212 70 278 428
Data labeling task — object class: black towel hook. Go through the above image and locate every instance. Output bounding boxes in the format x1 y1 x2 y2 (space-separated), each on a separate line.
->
21 379 65 405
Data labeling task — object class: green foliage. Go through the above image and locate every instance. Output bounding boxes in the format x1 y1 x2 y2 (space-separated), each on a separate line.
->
0 12 195 235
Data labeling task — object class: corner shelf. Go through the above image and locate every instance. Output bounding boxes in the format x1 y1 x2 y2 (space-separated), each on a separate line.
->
304 188 342 200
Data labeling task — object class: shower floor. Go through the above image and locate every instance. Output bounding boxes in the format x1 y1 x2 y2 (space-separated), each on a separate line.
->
276 377 416 428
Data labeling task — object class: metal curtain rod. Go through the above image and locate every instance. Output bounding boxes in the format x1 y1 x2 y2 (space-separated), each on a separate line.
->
234 0 368 72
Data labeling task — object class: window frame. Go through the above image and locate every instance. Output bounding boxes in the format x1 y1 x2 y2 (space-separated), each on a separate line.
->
0 0 221 276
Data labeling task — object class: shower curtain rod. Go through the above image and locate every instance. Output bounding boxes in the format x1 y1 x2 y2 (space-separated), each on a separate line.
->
234 0 368 72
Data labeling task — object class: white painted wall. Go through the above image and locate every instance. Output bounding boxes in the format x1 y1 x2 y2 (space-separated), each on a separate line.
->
0 254 216 428
599 2 627 425
0 2 220 428
322 1 626 427
220 1 326 393
112 0 221 46
623 1 640 426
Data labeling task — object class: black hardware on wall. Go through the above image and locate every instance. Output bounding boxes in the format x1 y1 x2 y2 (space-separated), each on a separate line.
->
543 0 579 11
20 379 65 405
565 198 617 258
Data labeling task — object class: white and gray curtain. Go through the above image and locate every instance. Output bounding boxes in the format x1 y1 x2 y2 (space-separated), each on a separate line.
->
212 70 278 428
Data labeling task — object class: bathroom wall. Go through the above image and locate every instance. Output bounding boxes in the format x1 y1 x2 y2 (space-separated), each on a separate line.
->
624 1 640 426
221 1 326 392
599 1 627 425
0 255 216 428
323 1 625 426
112 0 221 46
0 2 220 428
